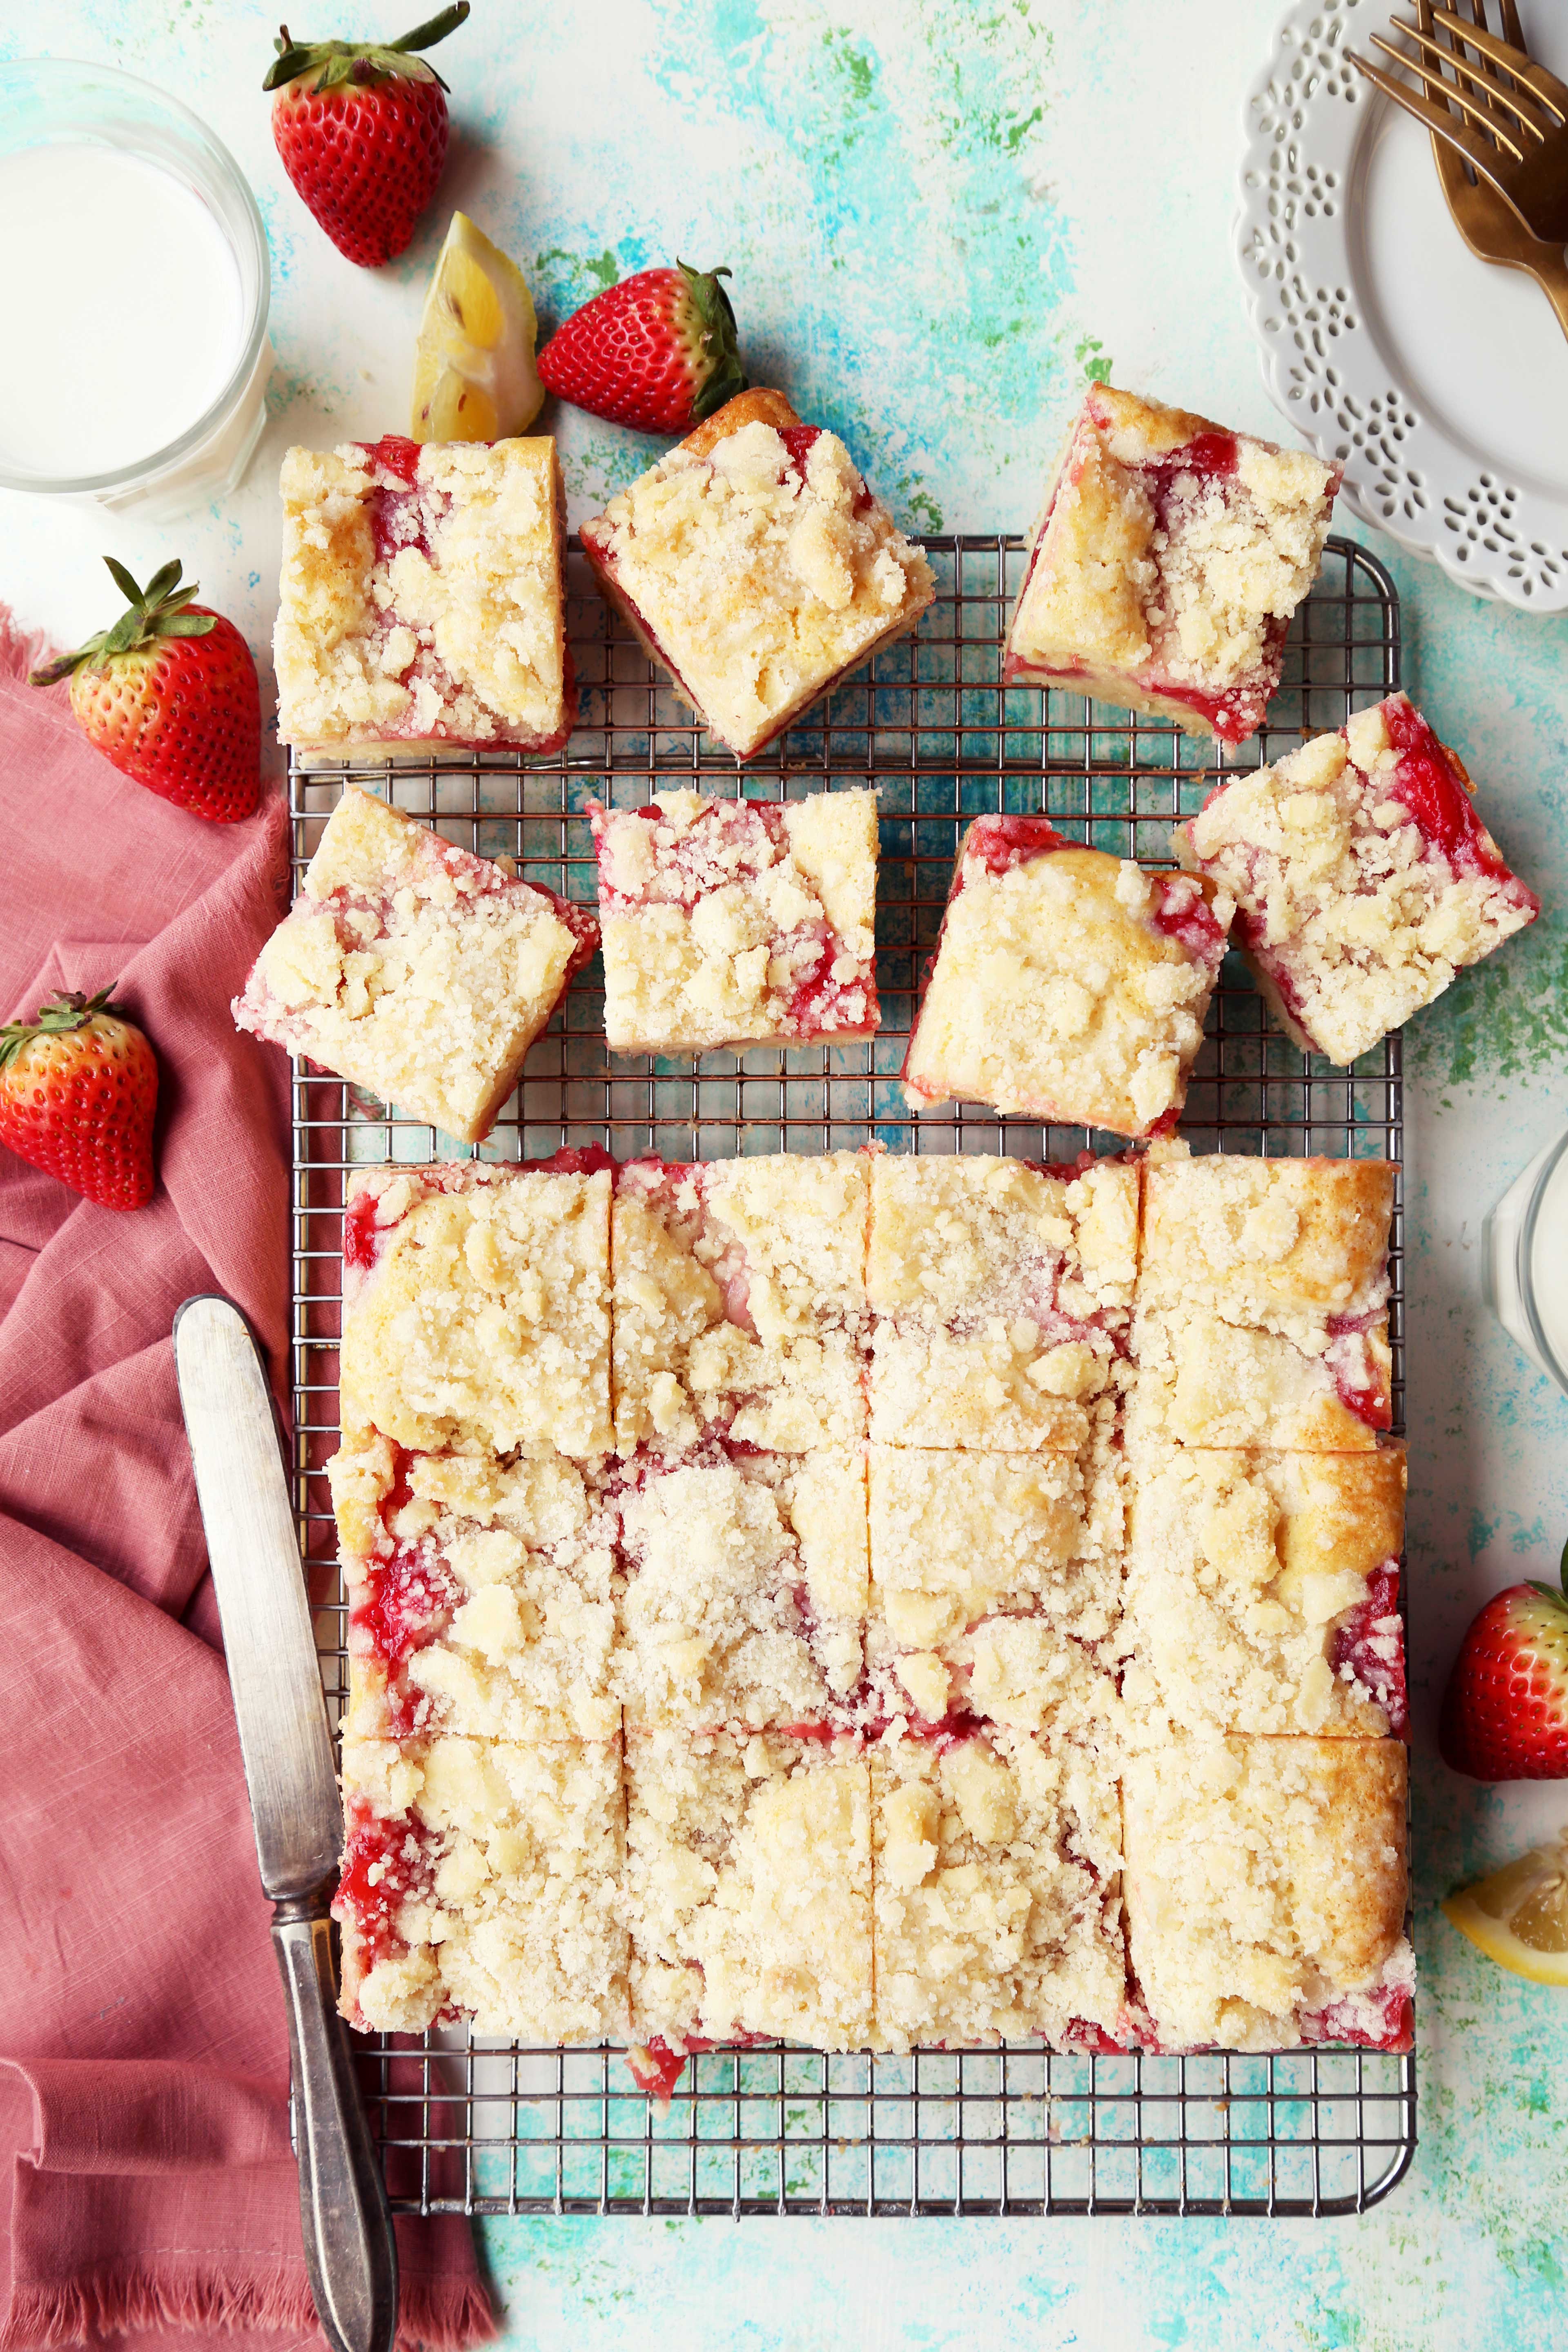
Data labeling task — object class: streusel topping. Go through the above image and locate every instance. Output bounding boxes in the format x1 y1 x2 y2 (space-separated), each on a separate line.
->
1121 1735 1410 2051
871 1724 1126 2050
580 390 934 758
591 787 879 1053
332 1433 619 1743
336 1731 627 2039
340 1161 612 1458
1009 386 1338 700
1129 1302 1391 1453
902 825 1231 1134
614 1446 867 1730
1140 1152 1394 1336
867 1152 1137 1448
625 1728 873 2049
611 1152 869 1454
1119 1443 1407 1739
1178 695 1539 1065
275 436 571 754
234 788 592 1142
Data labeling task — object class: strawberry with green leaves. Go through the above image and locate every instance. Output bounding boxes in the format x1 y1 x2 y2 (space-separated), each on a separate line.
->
265 5 470 267
0 990 158 1212
1439 1544 1568 1780
537 261 746 434
30 558 261 824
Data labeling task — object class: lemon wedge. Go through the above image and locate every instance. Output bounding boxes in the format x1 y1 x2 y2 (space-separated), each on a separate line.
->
1442 1839 1568 1985
411 212 543 443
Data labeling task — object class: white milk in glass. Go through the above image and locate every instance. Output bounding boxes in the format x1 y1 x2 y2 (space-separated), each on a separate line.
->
1483 1129 1568 1393
0 143 245 478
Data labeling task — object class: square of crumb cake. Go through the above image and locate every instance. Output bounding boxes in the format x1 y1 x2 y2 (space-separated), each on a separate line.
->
612 1444 867 1732
867 1153 1137 1450
625 1728 873 2051
588 787 878 1056
1130 1152 1395 1451
610 1152 869 1455
1176 693 1539 1065
340 1154 613 1459
275 436 575 762
1003 385 1340 744
902 818 1231 1134
334 1731 626 2040
1120 1736 1412 2051
233 788 597 1142
579 388 934 760
330 1435 619 1744
871 1725 1128 2051
1119 1444 1407 1741
864 1433 1123 1735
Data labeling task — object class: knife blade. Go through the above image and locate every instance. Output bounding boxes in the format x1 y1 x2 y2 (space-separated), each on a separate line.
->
174 1294 397 2352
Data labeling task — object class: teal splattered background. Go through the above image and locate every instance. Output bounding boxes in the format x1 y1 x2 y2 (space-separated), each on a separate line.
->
4 1 1567 2343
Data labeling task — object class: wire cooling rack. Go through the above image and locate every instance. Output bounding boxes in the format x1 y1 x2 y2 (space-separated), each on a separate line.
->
290 533 1415 2218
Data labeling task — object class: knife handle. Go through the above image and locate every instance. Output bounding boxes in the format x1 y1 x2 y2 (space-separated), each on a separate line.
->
271 1892 399 2352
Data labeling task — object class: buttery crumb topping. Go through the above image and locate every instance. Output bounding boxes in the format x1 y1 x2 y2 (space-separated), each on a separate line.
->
579 391 934 758
234 787 591 1142
275 437 572 757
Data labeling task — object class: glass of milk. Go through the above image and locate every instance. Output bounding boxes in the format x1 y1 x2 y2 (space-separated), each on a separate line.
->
1483 1128 1568 1395
0 60 271 516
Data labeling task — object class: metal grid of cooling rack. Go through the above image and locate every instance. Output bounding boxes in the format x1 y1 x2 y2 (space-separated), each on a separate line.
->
290 533 1415 2219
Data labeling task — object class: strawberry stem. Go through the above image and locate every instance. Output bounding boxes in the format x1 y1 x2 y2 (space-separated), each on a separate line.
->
27 560 216 689
264 3 469 91
0 987 126 1074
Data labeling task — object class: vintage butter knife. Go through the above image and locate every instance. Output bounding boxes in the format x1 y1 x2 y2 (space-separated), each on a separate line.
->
174 1294 396 2352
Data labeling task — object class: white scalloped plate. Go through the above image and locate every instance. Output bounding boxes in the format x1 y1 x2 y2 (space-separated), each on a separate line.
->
1236 0 1568 610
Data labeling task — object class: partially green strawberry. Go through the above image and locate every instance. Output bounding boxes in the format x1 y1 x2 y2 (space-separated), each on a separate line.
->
537 262 746 434
30 558 261 823
1439 1543 1568 1780
265 6 470 268
0 989 158 1212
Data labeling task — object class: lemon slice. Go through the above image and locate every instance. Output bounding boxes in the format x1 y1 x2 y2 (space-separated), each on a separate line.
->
412 212 543 443
1442 1840 1568 1985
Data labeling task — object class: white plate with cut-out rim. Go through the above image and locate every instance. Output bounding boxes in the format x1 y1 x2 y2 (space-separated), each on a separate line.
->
1236 0 1568 610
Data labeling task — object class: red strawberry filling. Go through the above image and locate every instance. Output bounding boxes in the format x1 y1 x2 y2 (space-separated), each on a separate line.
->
333 1796 441 1979
1149 872 1227 962
1380 697 1509 882
1327 1565 1408 1735
1301 1981 1413 2053
1324 1311 1393 1430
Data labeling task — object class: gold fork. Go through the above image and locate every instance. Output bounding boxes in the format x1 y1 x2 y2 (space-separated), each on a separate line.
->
1412 0 1568 343
1349 0 1568 241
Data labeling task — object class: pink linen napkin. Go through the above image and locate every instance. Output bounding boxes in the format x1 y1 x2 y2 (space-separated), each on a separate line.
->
0 609 495 2352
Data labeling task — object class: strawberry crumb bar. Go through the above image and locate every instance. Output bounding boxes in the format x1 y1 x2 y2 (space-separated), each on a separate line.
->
1121 1736 1413 2051
613 1444 868 1731
1176 693 1540 1064
1130 1151 1394 1451
625 1727 873 2054
1003 385 1341 744
579 387 934 760
334 1731 627 2038
588 787 878 1056
902 819 1231 1134
275 437 575 762
233 788 596 1142
867 1152 1138 1450
865 1431 1123 1734
1120 1443 1408 1740
339 1154 613 1459
611 1151 869 1455
330 1434 619 1744
871 1724 1128 2051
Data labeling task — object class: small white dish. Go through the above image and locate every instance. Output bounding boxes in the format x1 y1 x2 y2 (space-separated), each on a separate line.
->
1236 0 1568 611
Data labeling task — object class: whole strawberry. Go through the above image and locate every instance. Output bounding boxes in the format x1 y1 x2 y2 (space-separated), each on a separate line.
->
537 262 746 434
265 6 470 268
30 559 261 824
0 990 158 1212
1439 1546 1568 1780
